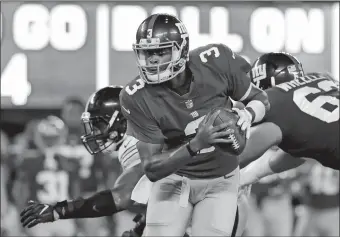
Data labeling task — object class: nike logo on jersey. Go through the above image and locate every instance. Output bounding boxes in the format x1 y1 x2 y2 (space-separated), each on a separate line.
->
93 205 100 212
123 138 133 148
122 105 130 114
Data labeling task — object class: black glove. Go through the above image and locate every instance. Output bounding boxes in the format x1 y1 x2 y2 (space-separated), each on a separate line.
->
20 200 57 228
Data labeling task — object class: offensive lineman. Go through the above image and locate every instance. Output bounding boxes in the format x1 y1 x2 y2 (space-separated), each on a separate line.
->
14 116 79 236
239 52 339 188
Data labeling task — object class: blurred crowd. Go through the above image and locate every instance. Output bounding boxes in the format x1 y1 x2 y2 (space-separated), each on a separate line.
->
1 96 339 237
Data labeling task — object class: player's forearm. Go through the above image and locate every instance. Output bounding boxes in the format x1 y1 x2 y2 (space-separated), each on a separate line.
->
268 150 306 173
240 148 305 187
240 149 275 186
238 122 282 168
244 90 270 123
54 189 120 219
54 169 144 220
54 164 145 220
143 143 194 182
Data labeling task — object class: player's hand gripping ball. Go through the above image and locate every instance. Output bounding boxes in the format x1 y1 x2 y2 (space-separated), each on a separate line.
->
209 107 247 155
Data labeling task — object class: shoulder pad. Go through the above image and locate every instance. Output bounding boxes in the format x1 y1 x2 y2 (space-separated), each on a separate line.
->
120 77 150 120
121 76 147 98
189 44 240 74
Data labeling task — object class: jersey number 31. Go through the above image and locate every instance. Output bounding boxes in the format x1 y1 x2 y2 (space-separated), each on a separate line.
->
293 80 339 123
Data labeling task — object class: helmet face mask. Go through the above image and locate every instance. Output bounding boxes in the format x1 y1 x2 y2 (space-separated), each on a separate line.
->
81 111 126 155
133 14 189 84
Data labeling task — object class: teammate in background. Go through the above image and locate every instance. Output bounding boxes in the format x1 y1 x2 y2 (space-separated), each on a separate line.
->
14 116 79 236
119 13 269 236
298 163 339 236
61 97 111 236
19 86 252 237
239 52 339 188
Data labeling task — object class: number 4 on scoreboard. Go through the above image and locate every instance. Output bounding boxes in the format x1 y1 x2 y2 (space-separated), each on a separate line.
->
1 53 31 105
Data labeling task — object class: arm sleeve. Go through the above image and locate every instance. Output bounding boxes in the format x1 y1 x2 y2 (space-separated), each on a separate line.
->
120 89 164 144
221 44 252 101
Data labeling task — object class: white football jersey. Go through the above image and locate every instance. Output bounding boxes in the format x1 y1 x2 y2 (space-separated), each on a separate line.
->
118 136 141 170
116 136 153 204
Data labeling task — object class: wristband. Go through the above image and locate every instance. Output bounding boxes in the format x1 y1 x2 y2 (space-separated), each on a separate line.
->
245 100 266 123
244 107 255 123
186 142 199 157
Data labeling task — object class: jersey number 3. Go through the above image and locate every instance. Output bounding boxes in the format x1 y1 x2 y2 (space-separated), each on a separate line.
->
199 47 220 63
126 78 145 95
293 80 339 123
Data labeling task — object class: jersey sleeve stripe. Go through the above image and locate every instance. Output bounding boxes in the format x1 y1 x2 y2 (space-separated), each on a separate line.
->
122 149 139 161
121 150 140 170
239 83 253 102
121 145 137 159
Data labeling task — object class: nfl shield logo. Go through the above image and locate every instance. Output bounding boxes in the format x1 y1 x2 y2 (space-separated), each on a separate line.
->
185 100 193 109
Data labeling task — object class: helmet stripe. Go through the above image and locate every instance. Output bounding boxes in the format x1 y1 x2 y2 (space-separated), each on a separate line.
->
147 14 159 37
108 110 119 127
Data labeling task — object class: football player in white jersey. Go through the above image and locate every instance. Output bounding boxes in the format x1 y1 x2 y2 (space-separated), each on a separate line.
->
20 86 250 237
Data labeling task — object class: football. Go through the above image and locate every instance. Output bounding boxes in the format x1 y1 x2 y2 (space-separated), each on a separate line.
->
210 107 247 155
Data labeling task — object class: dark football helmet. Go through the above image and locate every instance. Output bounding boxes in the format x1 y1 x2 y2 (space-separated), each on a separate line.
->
133 13 189 84
250 52 305 90
81 86 126 155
